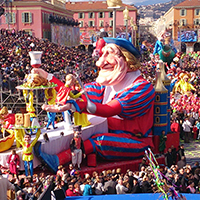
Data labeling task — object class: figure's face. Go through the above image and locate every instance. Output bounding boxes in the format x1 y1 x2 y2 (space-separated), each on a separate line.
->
65 75 75 87
24 134 31 143
15 114 24 125
96 44 128 86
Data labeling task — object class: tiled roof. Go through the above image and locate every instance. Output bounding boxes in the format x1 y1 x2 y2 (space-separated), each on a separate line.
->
65 1 136 11
174 0 200 7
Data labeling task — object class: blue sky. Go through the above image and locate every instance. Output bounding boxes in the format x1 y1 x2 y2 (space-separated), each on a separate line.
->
123 0 170 5
68 0 171 6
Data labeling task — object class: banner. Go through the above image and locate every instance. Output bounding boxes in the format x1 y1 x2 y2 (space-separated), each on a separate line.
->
178 30 197 42
51 24 80 47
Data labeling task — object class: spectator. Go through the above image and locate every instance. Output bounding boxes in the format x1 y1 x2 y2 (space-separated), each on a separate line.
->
165 148 173 168
83 179 93 196
177 144 185 161
0 170 15 200
182 117 193 143
132 177 142 193
116 179 128 194
65 183 76 197
104 175 117 194
177 156 186 170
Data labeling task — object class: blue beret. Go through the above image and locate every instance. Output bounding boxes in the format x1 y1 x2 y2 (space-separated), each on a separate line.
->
103 37 141 58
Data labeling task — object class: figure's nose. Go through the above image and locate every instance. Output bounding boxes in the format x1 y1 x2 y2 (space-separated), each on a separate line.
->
96 53 107 67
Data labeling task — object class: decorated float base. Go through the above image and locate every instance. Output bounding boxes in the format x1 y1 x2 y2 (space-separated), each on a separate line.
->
64 193 200 200
0 115 108 171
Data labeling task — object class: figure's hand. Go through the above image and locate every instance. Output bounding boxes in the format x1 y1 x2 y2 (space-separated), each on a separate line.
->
31 68 48 79
17 165 20 168
72 152 75 156
83 154 86 158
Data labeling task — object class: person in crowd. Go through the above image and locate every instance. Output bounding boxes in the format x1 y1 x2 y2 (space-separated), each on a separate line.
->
103 175 117 194
165 148 174 168
83 179 93 196
177 156 186 170
116 179 128 194
73 182 82 196
177 144 185 161
132 177 142 193
92 176 104 195
182 117 193 143
65 183 76 197
0 170 15 200
171 145 177 165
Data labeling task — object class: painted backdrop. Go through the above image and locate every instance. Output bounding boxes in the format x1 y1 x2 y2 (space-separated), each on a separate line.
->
51 24 80 47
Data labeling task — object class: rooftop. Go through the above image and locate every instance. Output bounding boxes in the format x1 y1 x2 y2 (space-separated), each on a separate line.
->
65 1 136 11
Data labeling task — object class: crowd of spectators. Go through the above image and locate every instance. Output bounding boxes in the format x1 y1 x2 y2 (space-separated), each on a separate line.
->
3 153 200 200
0 28 98 95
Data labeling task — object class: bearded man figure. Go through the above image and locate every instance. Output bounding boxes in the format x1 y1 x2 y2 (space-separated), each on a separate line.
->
33 38 155 161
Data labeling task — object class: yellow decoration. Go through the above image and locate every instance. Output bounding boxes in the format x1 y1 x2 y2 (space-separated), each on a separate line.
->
0 129 14 152
44 88 56 105
74 112 91 127
23 90 36 118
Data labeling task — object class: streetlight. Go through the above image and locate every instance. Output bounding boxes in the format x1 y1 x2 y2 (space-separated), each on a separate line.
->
178 21 183 52
133 24 138 47
123 6 130 40
107 0 122 38
130 17 137 47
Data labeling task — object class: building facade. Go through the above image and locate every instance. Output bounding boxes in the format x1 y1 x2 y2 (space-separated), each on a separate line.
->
0 0 73 40
164 0 200 52
65 1 137 44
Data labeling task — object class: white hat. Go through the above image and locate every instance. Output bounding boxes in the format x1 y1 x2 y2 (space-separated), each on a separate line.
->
100 28 105 32
29 51 43 65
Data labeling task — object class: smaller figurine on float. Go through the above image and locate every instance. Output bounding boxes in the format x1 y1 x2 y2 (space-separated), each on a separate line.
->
22 51 45 134
14 111 41 177
41 73 91 128
44 88 57 130
7 149 20 179
0 107 15 137
70 125 86 170
15 127 40 177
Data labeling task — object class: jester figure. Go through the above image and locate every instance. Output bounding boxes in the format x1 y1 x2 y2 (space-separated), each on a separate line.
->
33 38 155 170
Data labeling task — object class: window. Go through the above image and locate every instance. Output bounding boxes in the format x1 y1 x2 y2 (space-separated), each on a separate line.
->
155 107 160 114
78 13 85 19
79 21 84 27
42 13 50 24
180 19 187 26
6 12 16 24
88 20 94 27
99 20 104 27
195 9 200 16
156 95 160 102
155 117 160 123
98 12 104 18
88 12 94 19
109 20 113 27
109 11 113 18
194 18 200 25
22 12 32 23
180 9 186 17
